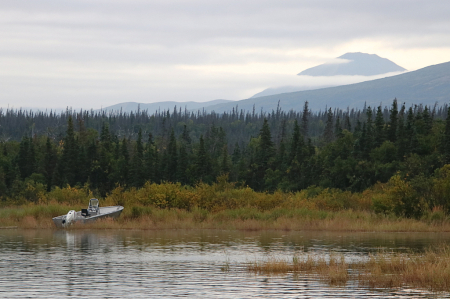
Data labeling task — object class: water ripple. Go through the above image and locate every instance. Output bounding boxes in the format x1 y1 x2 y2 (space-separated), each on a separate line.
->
0 230 449 298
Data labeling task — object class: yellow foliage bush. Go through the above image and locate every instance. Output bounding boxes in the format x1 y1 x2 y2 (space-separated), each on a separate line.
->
46 185 93 205
385 174 427 218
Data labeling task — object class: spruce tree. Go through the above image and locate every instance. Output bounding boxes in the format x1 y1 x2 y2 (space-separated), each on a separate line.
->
52 153 66 188
344 114 352 132
143 134 156 183
289 120 301 163
100 122 112 151
181 125 191 146
422 106 432 134
334 116 343 138
2 153 15 191
374 106 385 147
443 106 450 164
301 101 309 138
232 142 241 164
358 123 367 159
220 145 230 175
178 144 188 184
62 116 78 186
0 165 6 197
28 137 36 177
17 137 30 179
77 144 88 185
277 138 287 174
364 107 374 153
387 99 398 143
405 107 417 154
195 135 210 182
118 138 130 186
131 128 145 187
256 118 275 170
166 128 178 182
323 108 334 144
44 137 57 191
254 119 275 191
17 136 37 180
396 104 406 160
354 119 362 135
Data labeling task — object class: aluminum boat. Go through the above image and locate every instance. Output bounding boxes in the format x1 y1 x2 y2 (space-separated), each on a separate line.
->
52 198 124 228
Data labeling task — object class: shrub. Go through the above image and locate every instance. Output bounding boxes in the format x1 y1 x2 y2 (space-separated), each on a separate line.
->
386 175 427 219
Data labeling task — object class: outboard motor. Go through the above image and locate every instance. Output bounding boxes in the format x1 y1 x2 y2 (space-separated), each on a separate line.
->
62 210 76 227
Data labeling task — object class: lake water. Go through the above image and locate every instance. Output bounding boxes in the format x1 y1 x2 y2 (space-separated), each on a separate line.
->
1 229 450 298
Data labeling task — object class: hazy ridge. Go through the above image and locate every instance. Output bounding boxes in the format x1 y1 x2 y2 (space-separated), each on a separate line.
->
206 60 450 113
100 99 233 114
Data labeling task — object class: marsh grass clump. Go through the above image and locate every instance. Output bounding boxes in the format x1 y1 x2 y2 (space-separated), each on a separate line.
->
319 254 349 285
357 245 450 291
248 254 349 285
247 245 450 292
220 256 231 272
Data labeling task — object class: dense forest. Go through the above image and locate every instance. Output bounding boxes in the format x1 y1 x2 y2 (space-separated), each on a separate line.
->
1 99 450 218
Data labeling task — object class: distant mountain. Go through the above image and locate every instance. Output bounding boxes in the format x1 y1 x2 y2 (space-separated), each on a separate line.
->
298 52 406 76
100 99 233 113
250 85 334 98
206 61 450 113
250 52 404 99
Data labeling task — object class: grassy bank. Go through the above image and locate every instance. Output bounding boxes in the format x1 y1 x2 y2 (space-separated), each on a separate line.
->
247 245 450 292
2 175 450 231
2 203 450 231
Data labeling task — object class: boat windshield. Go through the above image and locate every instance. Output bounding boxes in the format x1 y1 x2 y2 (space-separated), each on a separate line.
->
89 198 99 210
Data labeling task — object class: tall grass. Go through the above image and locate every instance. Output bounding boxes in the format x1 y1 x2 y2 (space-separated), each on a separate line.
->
0 202 85 228
3 203 450 231
248 254 348 285
247 245 450 292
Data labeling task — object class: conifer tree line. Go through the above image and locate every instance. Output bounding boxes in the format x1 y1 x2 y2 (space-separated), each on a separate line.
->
0 99 449 199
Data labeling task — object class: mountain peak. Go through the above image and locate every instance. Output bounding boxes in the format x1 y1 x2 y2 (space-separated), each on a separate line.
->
338 52 380 59
298 52 406 76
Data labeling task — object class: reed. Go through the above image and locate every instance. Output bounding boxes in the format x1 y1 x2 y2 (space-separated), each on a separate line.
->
356 246 450 291
248 254 349 285
247 245 450 292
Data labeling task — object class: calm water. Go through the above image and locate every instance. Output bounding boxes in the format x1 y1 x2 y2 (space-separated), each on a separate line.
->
1 229 450 298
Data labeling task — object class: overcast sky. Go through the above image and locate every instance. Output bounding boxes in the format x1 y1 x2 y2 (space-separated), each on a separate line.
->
1 0 450 110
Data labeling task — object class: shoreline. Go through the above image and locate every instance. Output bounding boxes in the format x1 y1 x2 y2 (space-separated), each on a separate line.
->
2 205 450 232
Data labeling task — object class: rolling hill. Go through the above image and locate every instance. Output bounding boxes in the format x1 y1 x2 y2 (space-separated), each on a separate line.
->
250 85 334 98
99 99 233 114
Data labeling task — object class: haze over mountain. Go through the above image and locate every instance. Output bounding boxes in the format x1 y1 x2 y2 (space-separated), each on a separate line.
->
99 99 232 114
250 52 406 99
206 60 450 113
298 52 406 76
250 85 334 98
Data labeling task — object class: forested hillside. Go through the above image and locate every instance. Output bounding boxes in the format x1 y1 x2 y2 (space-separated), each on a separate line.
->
1 99 450 218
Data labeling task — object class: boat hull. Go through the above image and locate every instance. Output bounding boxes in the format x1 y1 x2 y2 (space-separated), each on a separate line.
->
52 206 124 228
